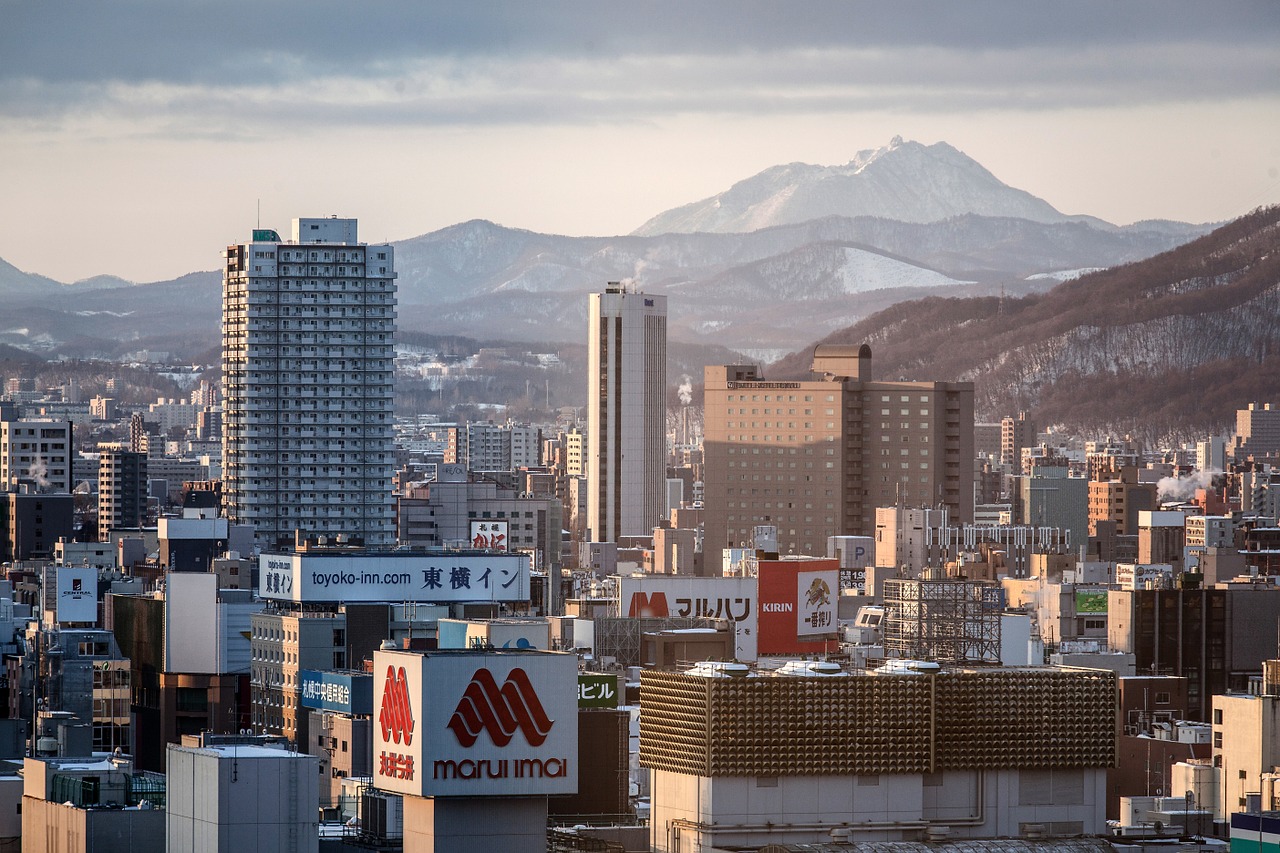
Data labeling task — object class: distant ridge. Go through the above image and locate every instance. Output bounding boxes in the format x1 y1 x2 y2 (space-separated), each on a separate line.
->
769 206 1280 439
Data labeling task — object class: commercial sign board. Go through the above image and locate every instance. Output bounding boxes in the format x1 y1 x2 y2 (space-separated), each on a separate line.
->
577 673 619 709
757 559 840 655
470 521 509 552
617 575 757 661
372 650 578 797
259 552 531 603
829 535 874 592
1115 563 1173 591
1074 590 1108 614
56 566 97 624
299 670 373 716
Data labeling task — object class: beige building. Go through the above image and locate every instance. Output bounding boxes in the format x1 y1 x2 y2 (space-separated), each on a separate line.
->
703 345 973 558
1212 685 1280 819
1088 468 1157 536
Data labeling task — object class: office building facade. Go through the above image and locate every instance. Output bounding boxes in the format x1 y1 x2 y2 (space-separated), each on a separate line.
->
703 345 974 557
586 284 667 542
222 217 396 549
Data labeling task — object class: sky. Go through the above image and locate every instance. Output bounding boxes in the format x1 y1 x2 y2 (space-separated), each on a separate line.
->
2 1 1279 284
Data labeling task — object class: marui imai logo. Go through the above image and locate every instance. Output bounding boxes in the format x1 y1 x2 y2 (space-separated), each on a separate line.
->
377 665 415 781
435 666 568 783
447 667 552 747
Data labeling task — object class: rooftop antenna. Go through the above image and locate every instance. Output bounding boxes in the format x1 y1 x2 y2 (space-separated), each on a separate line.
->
256 199 260 230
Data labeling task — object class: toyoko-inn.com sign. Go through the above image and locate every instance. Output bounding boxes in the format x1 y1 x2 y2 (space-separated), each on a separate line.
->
372 650 578 797
259 552 531 603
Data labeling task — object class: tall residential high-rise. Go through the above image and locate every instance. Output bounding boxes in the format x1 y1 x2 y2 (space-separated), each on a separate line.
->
1000 411 1036 469
587 283 667 542
703 345 974 557
222 217 396 549
98 443 147 540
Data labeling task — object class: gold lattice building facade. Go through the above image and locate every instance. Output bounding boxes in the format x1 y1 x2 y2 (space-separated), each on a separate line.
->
641 667 1117 852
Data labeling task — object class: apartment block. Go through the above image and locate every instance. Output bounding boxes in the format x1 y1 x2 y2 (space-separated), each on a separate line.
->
222 217 396 549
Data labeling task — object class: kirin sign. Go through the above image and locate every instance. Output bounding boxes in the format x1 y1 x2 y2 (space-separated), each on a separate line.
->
372 650 578 798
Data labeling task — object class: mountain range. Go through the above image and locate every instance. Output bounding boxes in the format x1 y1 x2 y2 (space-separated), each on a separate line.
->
0 137 1211 362
769 205 1280 439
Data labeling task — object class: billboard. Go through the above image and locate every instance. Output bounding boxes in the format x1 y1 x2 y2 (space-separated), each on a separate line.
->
373 650 578 797
1075 590 1108 614
577 673 619 709
299 670 373 715
56 566 97 624
259 552 531 603
1115 563 1173 591
470 521 508 552
829 535 874 592
617 575 757 661
757 559 840 655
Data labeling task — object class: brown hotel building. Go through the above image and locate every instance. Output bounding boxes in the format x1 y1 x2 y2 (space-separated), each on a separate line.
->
703 344 973 557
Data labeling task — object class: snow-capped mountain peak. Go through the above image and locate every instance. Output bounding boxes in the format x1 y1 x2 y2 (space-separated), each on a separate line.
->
632 137 1088 237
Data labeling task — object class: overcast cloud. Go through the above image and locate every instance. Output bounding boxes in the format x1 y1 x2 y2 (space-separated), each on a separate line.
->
1 2 1278 281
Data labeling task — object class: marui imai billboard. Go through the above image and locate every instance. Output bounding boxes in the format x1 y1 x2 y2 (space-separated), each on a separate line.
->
372 650 578 798
617 575 757 661
259 552 530 603
757 558 840 655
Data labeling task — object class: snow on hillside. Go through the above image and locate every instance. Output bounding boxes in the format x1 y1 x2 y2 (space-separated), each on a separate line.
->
1024 268 1105 282
836 248 973 293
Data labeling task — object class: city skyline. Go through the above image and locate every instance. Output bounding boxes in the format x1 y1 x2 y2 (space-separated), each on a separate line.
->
2 2 1278 283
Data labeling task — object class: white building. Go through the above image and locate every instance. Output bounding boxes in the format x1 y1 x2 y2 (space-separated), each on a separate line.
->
0 420 72 493
167 740 319 853
222 217 396 549
586 284 667 542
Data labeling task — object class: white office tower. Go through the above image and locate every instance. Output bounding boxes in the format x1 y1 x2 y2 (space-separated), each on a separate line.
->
222 217 396 550
586 284 667 542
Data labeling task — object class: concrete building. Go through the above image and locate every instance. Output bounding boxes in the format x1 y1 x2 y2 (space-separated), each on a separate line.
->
1186 515 1234 570
1089 468 1158 537
222 217 397 549
107 573 261 771
167 739 319 853
395 467 563 576
1109 586 1280 720
1198 436 1227 472
158 509 254 572
0 491 73 561
703 345 974 558
586 283 667 543
1212 687 1280 820
1234 402 1280 462
874 506 951 575
1017 467 1088 549
1138 510 1188 572
0 419 72 493
21 755 165 852
1001 412 1036 469
15 627 132 755
97 443 147 541
641 666 1116 851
